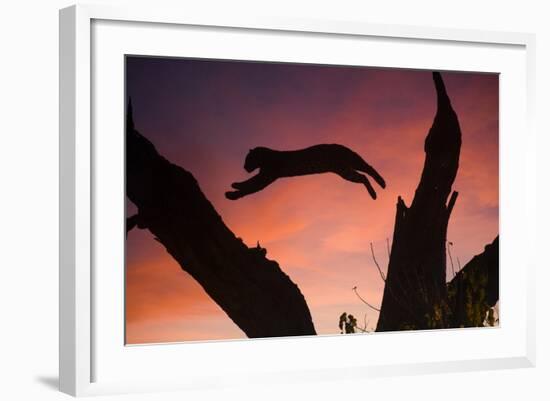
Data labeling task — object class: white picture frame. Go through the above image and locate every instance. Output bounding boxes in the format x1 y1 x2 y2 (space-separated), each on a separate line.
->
59 4 536 397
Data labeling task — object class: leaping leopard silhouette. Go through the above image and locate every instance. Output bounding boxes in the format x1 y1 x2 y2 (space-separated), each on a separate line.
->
225 144 386 200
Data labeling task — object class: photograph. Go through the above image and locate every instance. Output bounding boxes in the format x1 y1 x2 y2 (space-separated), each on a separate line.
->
124 56 499 344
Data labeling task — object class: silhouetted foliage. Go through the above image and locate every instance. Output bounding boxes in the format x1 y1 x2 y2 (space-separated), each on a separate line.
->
447 237 499 327
339 313 358 334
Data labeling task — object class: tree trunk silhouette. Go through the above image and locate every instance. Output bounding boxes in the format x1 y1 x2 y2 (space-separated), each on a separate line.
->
126 102 316 338
377 72 463 331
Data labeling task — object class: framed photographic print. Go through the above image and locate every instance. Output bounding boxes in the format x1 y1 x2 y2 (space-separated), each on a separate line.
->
59 4 536 396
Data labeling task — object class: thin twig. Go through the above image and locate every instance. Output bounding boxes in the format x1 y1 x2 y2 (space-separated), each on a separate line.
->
356 314 371 333
352 286 380 312
447 241 456 277
370 242 386 282
354 326 370 333
371 242 420 324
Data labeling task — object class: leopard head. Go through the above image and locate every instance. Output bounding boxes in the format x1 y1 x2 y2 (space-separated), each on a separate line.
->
244 147 269 172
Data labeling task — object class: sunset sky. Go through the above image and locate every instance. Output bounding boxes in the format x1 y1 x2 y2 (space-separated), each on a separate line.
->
125 56 499 344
